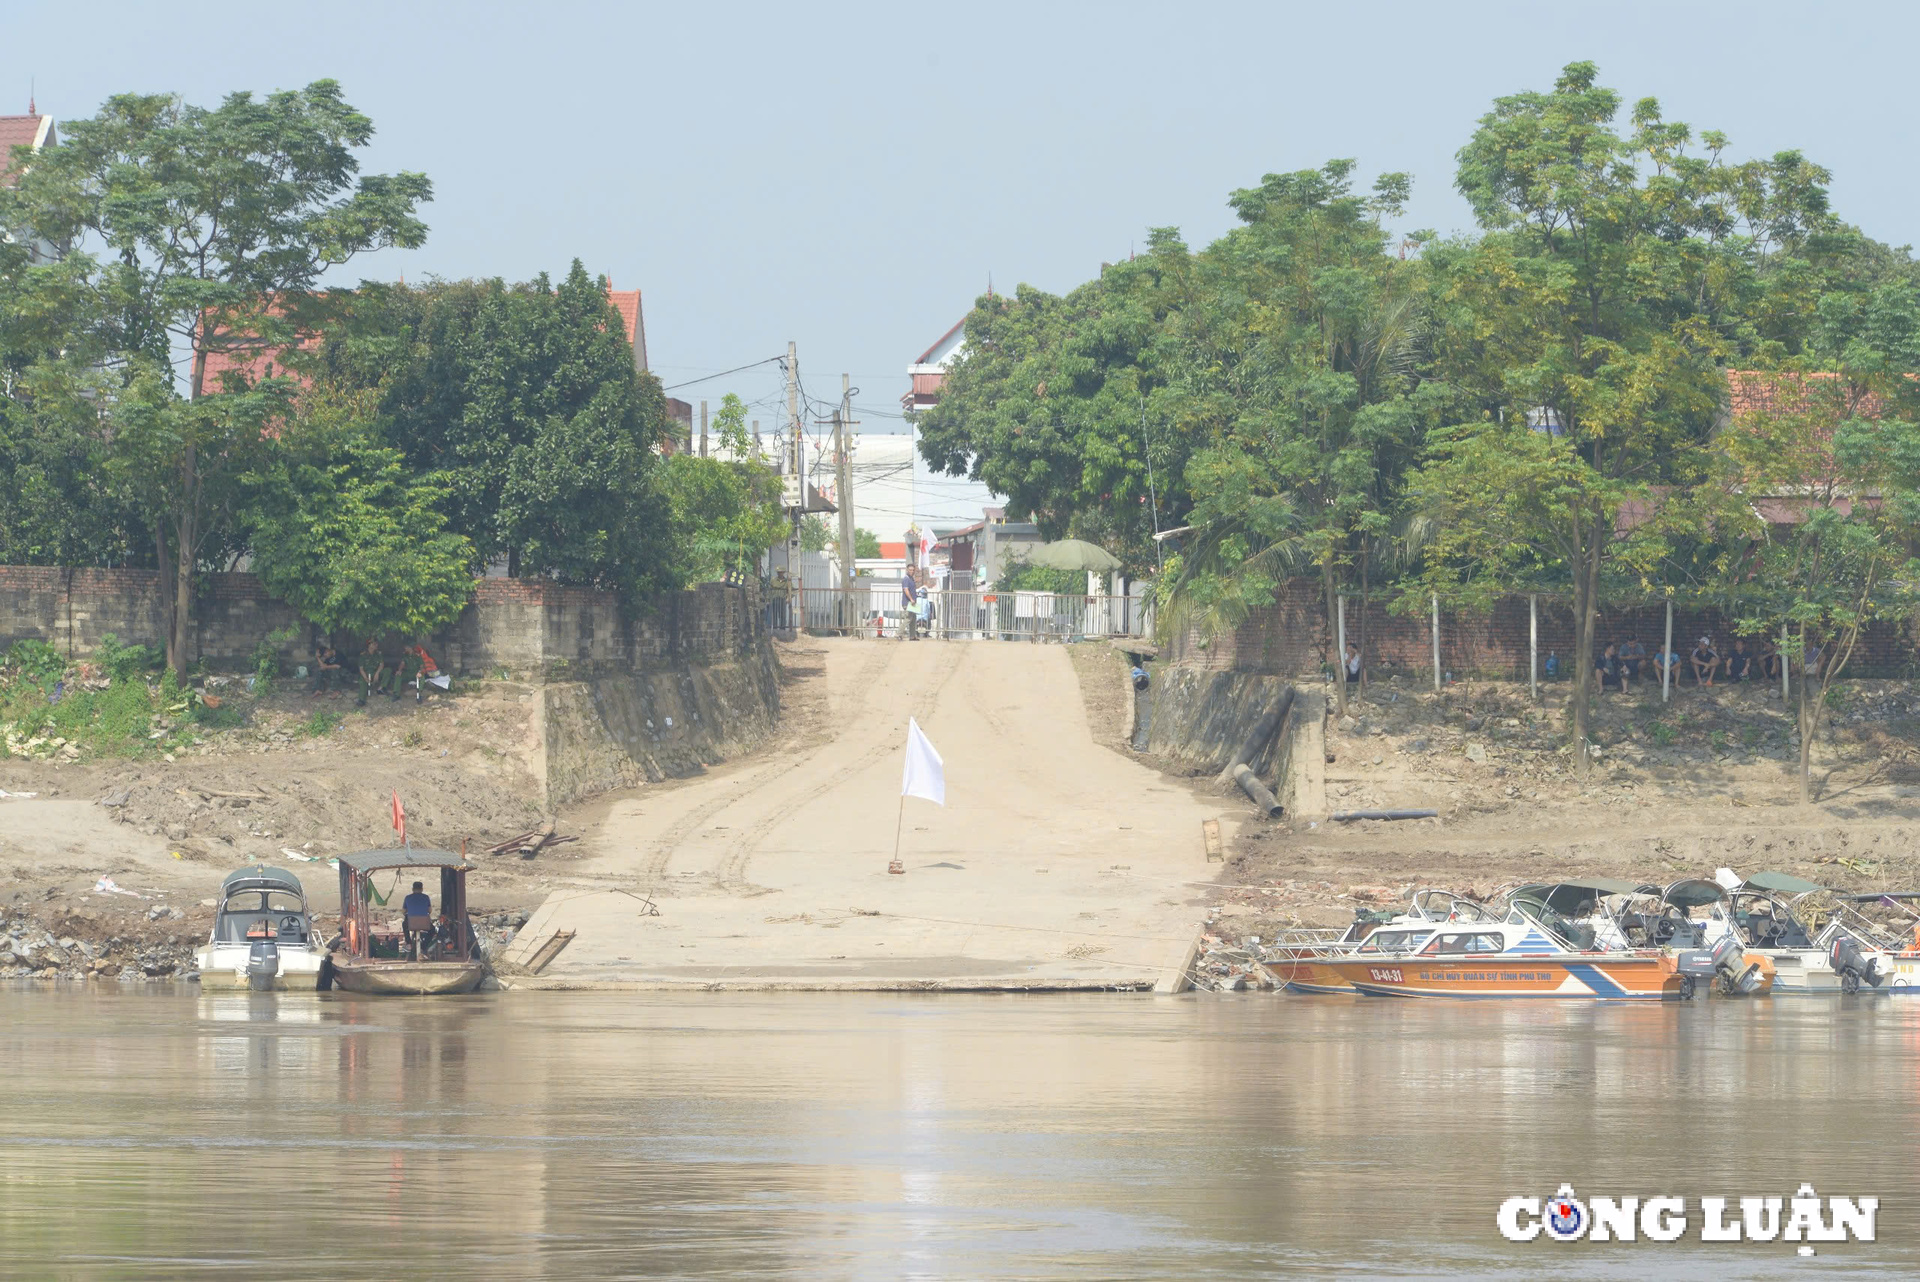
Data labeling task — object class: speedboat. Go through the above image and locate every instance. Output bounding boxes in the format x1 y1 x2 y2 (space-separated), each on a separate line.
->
1634 878 1774 997
194 865 325 990
1262 890 1498 994
1319 879 1684 1000
1730 872 1888 995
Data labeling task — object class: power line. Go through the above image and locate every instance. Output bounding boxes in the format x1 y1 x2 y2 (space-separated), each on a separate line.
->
660 356 784 391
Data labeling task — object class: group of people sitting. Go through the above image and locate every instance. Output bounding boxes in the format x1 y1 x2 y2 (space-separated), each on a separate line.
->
1593 633 1810 695
308 638 442 706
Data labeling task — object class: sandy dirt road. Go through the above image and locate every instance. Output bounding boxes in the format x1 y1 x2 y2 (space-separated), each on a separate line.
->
508 638 1234 988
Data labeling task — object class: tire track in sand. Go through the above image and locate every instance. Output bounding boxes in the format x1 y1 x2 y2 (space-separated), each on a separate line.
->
710 642 968 893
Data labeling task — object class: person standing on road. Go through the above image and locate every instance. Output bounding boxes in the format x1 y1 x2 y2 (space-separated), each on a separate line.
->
902 571 920 641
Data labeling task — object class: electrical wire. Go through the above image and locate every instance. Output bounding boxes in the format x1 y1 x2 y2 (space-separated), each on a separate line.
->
661 356 784 392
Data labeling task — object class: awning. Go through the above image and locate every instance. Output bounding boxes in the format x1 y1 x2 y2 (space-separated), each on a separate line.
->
1742 870 1825 894
336 848 471 872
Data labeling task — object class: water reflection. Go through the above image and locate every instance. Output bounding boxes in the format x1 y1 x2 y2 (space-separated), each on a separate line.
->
0 988 1912 1277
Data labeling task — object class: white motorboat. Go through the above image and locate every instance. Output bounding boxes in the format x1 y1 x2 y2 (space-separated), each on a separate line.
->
193 865 325 990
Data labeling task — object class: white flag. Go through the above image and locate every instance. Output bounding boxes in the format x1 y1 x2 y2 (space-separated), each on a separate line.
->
901 717 945 806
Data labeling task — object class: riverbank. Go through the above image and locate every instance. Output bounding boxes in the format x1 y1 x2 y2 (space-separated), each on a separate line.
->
1191 670 1920 945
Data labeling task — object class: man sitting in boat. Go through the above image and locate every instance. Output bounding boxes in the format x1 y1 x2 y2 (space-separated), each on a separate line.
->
402 881 432 957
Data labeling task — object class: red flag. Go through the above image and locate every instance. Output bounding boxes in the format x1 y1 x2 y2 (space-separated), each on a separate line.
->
391 789 406 846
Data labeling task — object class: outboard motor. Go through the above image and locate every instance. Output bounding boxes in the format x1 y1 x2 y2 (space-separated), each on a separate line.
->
1829 935 1883 995
246 940 281 992
1676 934 1765 997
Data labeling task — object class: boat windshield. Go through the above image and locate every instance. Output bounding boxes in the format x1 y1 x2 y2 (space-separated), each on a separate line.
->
1417 930 1507 956
222 890 306 914
1356 929 1429 955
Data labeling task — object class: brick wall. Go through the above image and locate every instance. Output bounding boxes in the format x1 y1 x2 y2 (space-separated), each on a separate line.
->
1172 578 1916 679
0 567 765 677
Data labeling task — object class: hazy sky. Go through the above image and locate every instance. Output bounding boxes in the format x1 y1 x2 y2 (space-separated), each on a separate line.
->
10 0 1919 455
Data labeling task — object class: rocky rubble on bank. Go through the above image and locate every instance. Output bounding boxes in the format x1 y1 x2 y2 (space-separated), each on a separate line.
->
0 898 205 981
0 897 534 984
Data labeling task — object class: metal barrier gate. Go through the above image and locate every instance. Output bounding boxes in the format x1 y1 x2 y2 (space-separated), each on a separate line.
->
789 586 1154 642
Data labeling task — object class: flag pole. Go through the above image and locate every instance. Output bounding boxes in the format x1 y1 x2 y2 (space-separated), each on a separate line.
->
892 794 907 863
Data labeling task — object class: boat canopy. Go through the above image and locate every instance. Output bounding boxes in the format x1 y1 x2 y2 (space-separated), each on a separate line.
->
1743 870 1825 894
337 848 472 872
1662 878 1731 909
220 865 305 894
1511 878 1642 915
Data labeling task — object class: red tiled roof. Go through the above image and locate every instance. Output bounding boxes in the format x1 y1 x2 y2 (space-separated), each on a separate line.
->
607 289 640 345
1725 369 1886 421
0 114 53 188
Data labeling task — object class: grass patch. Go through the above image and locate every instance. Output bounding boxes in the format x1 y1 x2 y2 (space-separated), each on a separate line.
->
302 709 343 738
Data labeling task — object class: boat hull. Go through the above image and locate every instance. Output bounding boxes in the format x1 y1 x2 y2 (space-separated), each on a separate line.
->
194 944 324 990
331 961 486 996
1261 953 1358 994
1328 953 1682 1000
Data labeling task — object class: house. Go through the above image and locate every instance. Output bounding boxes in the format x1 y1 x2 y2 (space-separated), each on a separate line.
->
937 506 1042 589
901 315 967 414
0 101 59 263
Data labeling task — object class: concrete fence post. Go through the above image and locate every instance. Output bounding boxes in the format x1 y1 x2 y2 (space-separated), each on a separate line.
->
1431 593 1441 692
1663 599 1674 703
1529 594 1538 702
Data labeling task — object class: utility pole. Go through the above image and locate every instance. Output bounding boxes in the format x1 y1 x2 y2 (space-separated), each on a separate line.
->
699 399 708 458
784 341 802 631
836 373 858 633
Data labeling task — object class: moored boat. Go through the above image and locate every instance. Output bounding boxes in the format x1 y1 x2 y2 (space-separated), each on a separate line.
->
1322 878 1683 1000
329 848 486 996
194 865 324 990
1262 890 1498 994
1731 872 1889 995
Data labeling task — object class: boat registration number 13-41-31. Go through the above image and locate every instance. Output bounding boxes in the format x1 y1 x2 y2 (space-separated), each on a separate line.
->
1368 968 1404 983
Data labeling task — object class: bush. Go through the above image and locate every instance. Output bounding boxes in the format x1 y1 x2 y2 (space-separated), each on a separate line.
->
4 640 67 683
95 633 163 685
252 625 302 695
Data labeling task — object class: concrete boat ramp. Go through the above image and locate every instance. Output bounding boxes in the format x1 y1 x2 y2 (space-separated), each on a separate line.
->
500 639 1232 991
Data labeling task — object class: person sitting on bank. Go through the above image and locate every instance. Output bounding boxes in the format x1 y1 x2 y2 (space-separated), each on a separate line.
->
356 638 389 708
1690 636 1720 686
1593 642 1624 696
1618 634 1646 689
1652 644 1680 688
1724 637 1753 682
1344 642 1362 686
1759 638 1782 682
401 881 432 957
310 643 342 697
392 642 440 701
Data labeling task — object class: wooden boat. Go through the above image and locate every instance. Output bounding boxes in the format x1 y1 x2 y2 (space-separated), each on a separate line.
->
1322 879 1683 1000
329 848 487 996
194 865 324 990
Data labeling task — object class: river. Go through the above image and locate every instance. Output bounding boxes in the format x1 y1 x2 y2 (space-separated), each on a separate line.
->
0 987 1913 1278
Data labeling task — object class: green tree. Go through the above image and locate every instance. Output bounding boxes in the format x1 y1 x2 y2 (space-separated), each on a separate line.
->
1158 161 1434 716
318 264 674 602
712 392 753 456
2 82 430 677
1411 63 1731 770
799 514 832 553
241 386 474 639
657 453 787 585
853 527 881 559
1713 282 1920 801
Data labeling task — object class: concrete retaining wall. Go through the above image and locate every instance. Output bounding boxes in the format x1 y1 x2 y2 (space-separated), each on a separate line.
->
1171 578 1920 679
0 564 785 809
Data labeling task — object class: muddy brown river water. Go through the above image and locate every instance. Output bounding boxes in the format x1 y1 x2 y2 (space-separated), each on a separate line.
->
0 987 1915 1278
